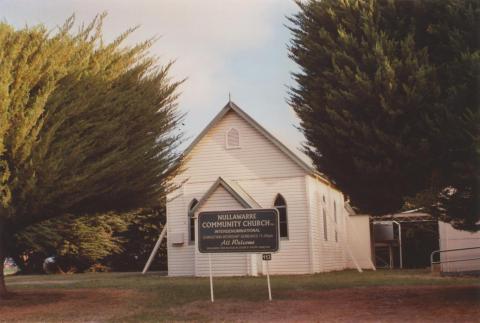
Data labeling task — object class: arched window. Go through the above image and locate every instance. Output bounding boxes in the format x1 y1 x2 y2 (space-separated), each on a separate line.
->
323 208 328 241
274 194 288 238
334 201 338 242
226 128 240 149
188 199 198 242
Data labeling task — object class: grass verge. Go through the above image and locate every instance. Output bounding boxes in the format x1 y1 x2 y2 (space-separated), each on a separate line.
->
3 269 479 322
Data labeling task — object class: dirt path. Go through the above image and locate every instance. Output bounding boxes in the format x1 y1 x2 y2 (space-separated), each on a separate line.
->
1 285 478 322
170 285 480 322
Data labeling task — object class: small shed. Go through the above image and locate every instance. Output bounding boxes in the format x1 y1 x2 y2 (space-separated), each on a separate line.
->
438 221 480 274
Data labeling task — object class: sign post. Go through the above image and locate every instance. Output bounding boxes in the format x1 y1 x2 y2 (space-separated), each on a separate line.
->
263 253 272 301
198 209 280 301
208 254 214 302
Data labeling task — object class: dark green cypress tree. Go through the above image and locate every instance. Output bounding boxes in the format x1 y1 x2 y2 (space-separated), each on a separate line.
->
406 0 480 230
288 0 479 230
0 15 184 297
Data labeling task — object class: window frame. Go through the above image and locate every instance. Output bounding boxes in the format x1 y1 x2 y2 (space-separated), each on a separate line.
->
323 207 328 241
334 201 338 242
225 127 241 150
188 199 198 244
274 194 289 239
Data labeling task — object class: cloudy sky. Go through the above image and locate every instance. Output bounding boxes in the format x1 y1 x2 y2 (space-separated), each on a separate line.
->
1 0 305 152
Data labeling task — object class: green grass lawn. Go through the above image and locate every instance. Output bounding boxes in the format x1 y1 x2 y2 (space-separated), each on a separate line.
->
4 269 480 322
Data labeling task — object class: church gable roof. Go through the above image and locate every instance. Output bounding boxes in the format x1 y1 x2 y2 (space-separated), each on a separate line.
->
183 101 330 184
190 177 261 216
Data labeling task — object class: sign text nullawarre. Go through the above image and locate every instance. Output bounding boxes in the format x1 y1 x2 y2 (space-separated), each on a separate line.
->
198 209 279 253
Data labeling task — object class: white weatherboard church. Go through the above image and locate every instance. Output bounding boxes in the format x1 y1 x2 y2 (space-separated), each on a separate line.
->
166 101 373 276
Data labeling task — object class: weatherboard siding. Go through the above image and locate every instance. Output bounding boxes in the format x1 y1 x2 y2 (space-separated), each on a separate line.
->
306 176 321 272
306 176 348 272
169 175 312 276
166 186 195 276
238 176 311 274
175 110 306 184
194 185 249 276
167 181 214 276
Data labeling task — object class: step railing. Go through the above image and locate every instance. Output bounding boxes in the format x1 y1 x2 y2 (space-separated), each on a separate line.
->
430 246 480 272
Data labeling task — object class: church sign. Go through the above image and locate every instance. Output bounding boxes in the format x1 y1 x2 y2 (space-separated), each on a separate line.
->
198 209 279 253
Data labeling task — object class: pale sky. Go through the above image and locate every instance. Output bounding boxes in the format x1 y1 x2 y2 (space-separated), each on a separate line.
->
0 0 306 153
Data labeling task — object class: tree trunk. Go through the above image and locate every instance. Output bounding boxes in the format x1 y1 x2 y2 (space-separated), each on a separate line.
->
0 256 6 299
0 219 9 299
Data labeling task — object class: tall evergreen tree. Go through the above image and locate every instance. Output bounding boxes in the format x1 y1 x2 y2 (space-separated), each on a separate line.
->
0 15 183 297
288 0 479 229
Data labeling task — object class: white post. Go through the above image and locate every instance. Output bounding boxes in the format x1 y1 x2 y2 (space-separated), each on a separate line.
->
266 260 272 301
392 220 403 269
209 254 214 302
389 245 394 269
142 223 168 274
